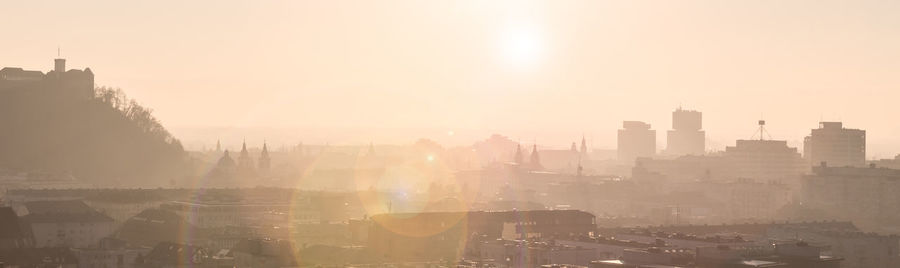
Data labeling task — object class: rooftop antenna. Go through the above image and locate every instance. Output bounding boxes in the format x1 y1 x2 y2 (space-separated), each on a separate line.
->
753 120 772 141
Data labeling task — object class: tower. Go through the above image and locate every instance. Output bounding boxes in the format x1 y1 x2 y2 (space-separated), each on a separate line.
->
258 142 271 172
215 140 221 152
530 144 542 170
618 121 656 164
54 47 65 75
54 58 65 74
237 140 256 176
514 144 523 164
666 108 705 156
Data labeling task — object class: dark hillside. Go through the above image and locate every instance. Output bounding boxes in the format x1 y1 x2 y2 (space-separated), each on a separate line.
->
0 86 187 185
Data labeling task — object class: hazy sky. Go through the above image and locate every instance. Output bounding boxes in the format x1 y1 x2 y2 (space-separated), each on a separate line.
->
3 0 900 157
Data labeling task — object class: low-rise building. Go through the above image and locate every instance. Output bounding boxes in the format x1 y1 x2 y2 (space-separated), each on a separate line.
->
19 200 116 248
230 238 299 268
479 239 598 267
74 238 151 268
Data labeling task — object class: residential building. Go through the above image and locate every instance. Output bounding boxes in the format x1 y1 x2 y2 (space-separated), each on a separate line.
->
803 122 865 168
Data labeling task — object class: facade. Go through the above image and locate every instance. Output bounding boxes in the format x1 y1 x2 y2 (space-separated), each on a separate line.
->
74 238 150 268
635 155 728 182
724 139 807 183
803 122 866 168
479 239 598 267
18 200 116 248
159 200 300 228
801 165 900 231
367 210 596 262
617 121 656 165
665 108 705 156
556 237 669 260
25 212 116 248
0 247 79 268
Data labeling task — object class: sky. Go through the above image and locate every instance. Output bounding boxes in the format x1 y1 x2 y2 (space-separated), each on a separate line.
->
3 0 900 157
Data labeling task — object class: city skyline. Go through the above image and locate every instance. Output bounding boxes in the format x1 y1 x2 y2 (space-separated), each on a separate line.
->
5 1 900 267
3 0 900 158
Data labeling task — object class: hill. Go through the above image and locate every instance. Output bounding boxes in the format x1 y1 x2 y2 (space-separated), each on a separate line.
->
0 86 188 185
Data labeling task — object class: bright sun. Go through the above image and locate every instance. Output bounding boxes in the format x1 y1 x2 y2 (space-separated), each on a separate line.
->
499 25 543 68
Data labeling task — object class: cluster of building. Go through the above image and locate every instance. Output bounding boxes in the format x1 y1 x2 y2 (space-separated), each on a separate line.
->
0 183 896 267
207 141 272 183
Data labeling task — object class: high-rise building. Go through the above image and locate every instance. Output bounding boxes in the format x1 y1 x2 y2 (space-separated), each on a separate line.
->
618 121 656 164
803 122 865 167
666 108 705 156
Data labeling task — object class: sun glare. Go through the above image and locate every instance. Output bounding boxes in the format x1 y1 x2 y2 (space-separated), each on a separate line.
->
499 25 543 68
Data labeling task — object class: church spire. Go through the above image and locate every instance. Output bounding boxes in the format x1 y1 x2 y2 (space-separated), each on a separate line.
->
530 143 542 170
259 141 270 173
514 144 523 164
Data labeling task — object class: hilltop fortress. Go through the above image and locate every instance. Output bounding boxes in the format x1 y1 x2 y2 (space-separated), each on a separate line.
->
0 58 94 100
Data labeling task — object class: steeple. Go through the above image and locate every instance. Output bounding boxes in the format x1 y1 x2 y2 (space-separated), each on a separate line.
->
237 139 255 176
530 143 542 170
259 141 271 172
514 144 523 164
215 140 221 152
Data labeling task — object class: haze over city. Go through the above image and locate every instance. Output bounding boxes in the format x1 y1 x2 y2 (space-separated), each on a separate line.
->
3 1 900 268
4 0 900 156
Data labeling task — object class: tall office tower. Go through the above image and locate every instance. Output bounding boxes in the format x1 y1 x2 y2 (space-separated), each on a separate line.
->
666 108 705 156
803 122 866 167
618 121 656 164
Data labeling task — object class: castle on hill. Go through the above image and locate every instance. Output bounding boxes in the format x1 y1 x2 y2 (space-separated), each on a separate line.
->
0 57 94 100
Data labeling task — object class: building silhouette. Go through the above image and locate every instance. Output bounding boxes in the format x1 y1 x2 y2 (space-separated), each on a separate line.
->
237 140 256 177
618 121 656 164
724 139 806 183
803 121 866 167
666 108 705 156
513 144 524 165
529 144 543 170
0 58 94 100
258 142 271 173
